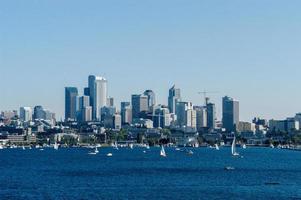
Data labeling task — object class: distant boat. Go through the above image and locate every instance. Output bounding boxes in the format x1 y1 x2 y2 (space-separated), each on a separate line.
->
107 153 113 157
0 144 4 149
22 146 26 150
215 144 220 150
175 148 181 151
54 142 59 150
114 142 119 150
88 147 99 155
242 144 247 149
270 144 275 149
160 146 167 157
225 166 235 171
146 145 150 149
231 136 240 157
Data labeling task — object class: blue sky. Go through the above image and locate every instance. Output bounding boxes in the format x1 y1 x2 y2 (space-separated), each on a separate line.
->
1 0 301 121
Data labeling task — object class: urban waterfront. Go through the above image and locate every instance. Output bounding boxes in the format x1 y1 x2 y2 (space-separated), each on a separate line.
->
0 147 300 200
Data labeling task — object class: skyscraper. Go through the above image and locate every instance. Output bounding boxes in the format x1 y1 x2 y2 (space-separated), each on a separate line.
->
78 96 90 121
65 87 78 121
168 85 181 114
20 107 32 122
206 102 216 130
131 94 148 119
143 90 156 109
88 75 108 121
33 105 45 120
121 102 132 125
222 96 239 132
194 106 207 130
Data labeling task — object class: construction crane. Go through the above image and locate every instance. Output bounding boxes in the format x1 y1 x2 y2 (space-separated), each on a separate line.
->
198 91 219 106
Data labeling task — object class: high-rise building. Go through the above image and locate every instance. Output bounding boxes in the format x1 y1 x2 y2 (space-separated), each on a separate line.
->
222 96 239 132
194 106 207 130
107 97 114 107
206 102 216 130
20 107 32 122
168 85 181 114
153 106 171 128
113 114 122 130
143 90 156 110
121 102 132 125
176 101 195 127
77 96 90 122
88 75 108 120
131 94 149 119
84 87 90 96
65 87 78 121
33 106 45 120
82 106 92 122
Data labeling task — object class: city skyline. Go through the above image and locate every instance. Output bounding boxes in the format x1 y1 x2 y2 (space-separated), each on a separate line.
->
2 0 301 121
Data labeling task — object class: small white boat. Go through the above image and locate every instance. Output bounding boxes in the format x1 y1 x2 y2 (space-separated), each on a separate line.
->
242 144 247 149
143 150 146 153
129 144 134 149
225 166 235 171
215 144 220 151
54 142 59 150
22 146 26 150
175 148 181 151
270 144 275 149
0 145 4 149
146 145 150 150
232 136 240 157
107 153 113 157
160 146 167 157
94 147 99 153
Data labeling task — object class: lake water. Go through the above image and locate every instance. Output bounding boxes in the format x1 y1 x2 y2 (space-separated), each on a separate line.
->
0 147 301 200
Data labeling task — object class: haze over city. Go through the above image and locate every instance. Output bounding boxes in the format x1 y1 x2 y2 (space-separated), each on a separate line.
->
1 0 301 121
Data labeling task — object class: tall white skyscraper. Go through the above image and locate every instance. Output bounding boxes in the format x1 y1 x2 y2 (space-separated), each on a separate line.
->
89 75 108 121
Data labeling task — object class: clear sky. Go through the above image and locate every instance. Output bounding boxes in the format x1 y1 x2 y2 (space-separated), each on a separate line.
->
1 0 301 121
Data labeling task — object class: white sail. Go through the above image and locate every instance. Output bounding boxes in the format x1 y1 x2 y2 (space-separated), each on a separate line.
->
54 142 59 150
232 136 239 156
160 146 166 157
215 144 220 150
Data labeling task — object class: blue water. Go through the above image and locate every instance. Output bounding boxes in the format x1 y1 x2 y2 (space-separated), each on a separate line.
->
0 147 301 200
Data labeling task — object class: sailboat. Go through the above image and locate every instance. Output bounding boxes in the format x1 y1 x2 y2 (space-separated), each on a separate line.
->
231 136 240 157
114 142 119 150
54 142 59 150
215 144 220 150
160 146 167 157
88 147 99 155
129 143 134 149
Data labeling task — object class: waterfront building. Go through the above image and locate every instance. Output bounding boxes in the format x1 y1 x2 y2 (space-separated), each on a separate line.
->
65 87 78 121
168 85 181 114
20 107 32 122
222 96 239 132
131 94 149 119
237 121 256 133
